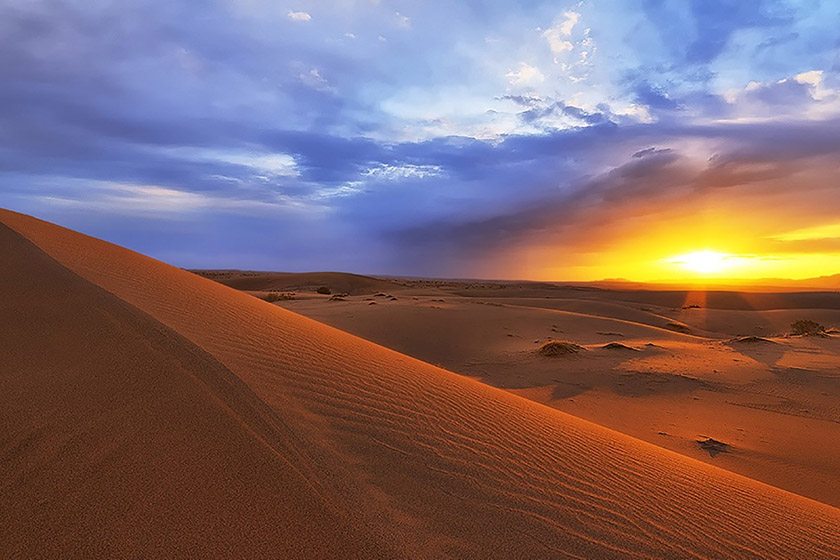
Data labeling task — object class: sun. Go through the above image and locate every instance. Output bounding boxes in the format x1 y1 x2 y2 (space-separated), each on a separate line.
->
670 250 732 274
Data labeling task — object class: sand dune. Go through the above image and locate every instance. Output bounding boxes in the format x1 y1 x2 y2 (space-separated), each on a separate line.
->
0 221 390 558
275 286 840 508
3 208 840 558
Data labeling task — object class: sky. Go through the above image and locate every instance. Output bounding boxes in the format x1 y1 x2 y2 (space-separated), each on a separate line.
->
1 0 839 282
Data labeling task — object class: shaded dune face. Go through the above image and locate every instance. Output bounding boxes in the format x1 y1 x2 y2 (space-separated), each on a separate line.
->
0 223 392 558
2 209 840 559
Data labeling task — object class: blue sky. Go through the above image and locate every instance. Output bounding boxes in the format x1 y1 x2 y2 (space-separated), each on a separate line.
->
1 0 839 279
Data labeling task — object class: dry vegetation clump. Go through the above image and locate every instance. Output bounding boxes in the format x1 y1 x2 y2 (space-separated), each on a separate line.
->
537 340 584 357
316 286 331 294
264 292 294 302
728 336 775 344
602 342 639 351
790 320 826 336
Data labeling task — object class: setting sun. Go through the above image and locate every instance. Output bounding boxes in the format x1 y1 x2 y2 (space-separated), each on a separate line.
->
670 250 732 274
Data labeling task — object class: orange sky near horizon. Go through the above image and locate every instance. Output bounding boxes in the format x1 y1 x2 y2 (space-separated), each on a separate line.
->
487 184 840 284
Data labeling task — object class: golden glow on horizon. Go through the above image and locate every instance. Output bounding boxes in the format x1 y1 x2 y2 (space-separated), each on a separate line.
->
533 250 840 284
669 250 732 274
509 208 840 284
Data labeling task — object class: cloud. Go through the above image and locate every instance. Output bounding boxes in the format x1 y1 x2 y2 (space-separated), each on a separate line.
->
756 31 799 50
299 69 336 93
217 152 300 177
516 100 612 128
543 31 573 56
506 63 545 86
719 69 839 119
642 0 791 65
362 163 442 181
395 12 410 29
33 181 308 217
631 81 680 111
542 11 579 61
287 10 311 22
770 222 840 242
383 117 840 276
558 11 580 36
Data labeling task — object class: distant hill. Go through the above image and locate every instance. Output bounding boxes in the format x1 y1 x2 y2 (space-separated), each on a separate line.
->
192 270 404 295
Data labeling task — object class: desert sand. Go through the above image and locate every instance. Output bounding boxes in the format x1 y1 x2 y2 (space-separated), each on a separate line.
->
3 208 840 558
260 276 840 510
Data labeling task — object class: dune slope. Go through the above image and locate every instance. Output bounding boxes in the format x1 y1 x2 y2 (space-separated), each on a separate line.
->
0 222 392 558
2 208 840 559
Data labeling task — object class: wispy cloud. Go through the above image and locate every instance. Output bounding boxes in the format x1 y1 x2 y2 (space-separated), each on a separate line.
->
287 10 311 22
299 68 336 93
770 223 840 242
395 12 410 29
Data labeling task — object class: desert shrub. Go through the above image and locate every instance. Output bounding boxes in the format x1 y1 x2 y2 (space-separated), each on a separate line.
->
537 340 584 357
602 342 639 351
264 292 294 302
316 286 331 295
728 336 775 345
790 320 826 336
265 292 280 302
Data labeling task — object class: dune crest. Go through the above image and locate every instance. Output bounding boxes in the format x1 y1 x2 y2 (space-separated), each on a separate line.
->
3 209 840 559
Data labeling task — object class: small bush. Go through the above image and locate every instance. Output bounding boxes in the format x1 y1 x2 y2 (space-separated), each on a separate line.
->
728 336 775 345
264 292 294 302
602 342 639 351
790 320 826 336
316 286 331 295
537 340 584 357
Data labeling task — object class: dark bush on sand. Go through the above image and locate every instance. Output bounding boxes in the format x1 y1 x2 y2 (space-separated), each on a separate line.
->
790 320 826 336
537 340 584 357
264 292 294 302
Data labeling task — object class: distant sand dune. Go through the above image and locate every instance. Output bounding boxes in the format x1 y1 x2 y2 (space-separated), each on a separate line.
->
194 269 402 295
3 208 840 558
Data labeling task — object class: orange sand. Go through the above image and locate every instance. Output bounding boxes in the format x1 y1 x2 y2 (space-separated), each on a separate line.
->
3 208 840 558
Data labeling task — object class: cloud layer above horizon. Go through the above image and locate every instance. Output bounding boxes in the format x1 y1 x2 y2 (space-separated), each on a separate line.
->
2 0 839 280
